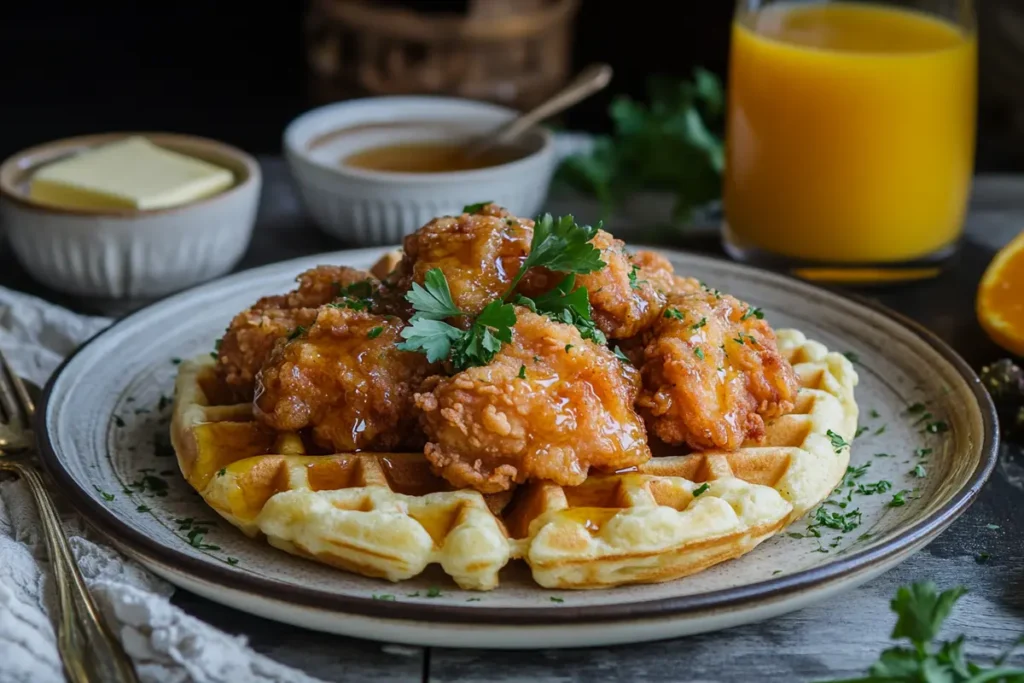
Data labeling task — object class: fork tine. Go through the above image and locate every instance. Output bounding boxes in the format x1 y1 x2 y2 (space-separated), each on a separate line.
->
0 350 34 420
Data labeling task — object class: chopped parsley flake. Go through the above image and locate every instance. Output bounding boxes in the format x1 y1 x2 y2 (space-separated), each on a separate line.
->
226 557 239 566
691 317 707 331
693 482 710 497
924 420 949 434
518 365 527 379
915 448 933 458
565 344 574 353
905 402 928 415
854 426 869 439
869 409 880 419
287 326 306 341
466 597 482 602
372 594 396 601
694 347 705 360
874 424 887 436
549 596 565 603
94 487 115 502
911 464 927 478
113 415 125 428
664 308 684 320
136 505 151 513
741 307 764 321
462 201 491 214
613 346 632 365
216 468 226 477
857 480 893 496
368 326 384 339
889 490 911 508
827 429 850 453
843 351 860 364
426 587 443 598
628 264 643 289
975 552 990 564
171 357 182 365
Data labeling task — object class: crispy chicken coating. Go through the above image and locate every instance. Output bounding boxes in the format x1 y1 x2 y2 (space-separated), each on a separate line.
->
519 231 670 340
385 203 534 319
215 265 376 398
636 288 799 451
254 306 432 452
415 309 650 493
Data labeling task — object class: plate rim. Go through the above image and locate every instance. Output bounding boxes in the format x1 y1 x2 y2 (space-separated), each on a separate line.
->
35 247 1000 627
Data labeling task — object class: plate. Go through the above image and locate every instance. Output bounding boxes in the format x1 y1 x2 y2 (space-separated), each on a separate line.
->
37 247 998 649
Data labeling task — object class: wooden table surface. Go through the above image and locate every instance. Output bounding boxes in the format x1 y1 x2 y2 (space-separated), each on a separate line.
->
3 160 1022 682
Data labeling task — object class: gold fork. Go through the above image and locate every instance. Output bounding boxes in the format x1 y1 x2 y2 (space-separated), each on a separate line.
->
0 350 139 683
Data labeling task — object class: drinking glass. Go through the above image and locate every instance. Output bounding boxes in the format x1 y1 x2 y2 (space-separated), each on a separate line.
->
722 0 977 283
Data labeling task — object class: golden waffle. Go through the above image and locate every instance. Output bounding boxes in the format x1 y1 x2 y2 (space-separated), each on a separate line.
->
170 329 858 591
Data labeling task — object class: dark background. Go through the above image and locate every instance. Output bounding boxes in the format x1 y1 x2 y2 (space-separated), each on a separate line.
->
2 0 1021 170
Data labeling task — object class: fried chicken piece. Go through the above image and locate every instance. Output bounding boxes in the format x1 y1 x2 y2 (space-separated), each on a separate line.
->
632 250 702 297
215 265 376 397
636 288 799 451
254 306 432 452
385 203 534 319
519 231 671 340
415 309 650 493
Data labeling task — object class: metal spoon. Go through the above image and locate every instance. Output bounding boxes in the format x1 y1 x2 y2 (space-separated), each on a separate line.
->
463 63 613 159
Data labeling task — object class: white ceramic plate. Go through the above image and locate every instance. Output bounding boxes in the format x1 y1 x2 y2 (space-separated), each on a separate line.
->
38 248 998 649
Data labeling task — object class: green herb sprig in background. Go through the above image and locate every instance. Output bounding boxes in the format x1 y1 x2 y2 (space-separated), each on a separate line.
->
555 67 725 226
817 581 1024 682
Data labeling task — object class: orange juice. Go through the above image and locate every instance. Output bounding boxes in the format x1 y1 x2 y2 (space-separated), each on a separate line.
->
724 2 977 264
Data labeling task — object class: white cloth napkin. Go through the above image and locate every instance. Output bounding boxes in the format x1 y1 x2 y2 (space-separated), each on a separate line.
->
0 286 326 683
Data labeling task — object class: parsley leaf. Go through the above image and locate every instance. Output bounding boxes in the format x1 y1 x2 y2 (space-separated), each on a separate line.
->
664 308 684 320
741 307 764 321
693 482 710 497
506 213 605 294
613 346 632 365
827 429 850 453
694 347 705 360
628 264 643 290
404 268 462 320
462 201 492 214
890 582 967 647
516 274 607 345
691 317 707 331
518 365 527 379
397 318 463 363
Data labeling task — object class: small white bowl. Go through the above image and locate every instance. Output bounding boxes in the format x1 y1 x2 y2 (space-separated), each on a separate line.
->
283 96 557 245
0 132 261 300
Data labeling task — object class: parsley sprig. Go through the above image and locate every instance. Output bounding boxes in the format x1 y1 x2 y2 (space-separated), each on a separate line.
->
514 274 606 345
504 213 605 296
397 270 515 369
817 582 1024 682
398 214 608 370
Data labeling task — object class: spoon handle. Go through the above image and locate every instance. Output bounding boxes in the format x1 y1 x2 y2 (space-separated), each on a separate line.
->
468 63 613 155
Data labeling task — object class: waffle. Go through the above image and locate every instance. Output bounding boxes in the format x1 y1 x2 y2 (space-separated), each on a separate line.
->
170 329 858 590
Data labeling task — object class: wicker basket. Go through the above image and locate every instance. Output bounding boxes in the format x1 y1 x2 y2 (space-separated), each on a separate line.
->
304 0 581 111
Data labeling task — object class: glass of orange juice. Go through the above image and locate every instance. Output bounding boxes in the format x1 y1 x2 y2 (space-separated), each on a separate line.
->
723 0 977 283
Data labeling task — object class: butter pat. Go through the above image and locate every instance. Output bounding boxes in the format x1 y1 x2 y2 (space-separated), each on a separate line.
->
30 136 235 211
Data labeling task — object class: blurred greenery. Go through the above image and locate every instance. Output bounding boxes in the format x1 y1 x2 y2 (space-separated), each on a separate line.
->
554 67 725 226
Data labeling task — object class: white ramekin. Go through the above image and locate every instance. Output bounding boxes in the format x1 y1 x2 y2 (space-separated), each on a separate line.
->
0 133 261 300
283 96 557 245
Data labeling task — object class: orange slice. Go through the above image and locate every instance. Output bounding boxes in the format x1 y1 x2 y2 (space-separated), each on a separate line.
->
977 229 1024 357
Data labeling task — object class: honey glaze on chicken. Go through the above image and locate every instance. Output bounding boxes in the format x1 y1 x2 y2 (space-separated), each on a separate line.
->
254 305 433 452
415 308 649 493
208 202 801 495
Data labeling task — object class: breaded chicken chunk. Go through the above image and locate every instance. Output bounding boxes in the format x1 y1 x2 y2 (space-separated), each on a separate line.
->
415 309 650 493
636 287 799 451
519 231 671 340
214 265 376 398
384 203 534 319
254 305 432 452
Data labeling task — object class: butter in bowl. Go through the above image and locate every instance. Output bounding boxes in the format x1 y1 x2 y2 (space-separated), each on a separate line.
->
0 133 261 300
